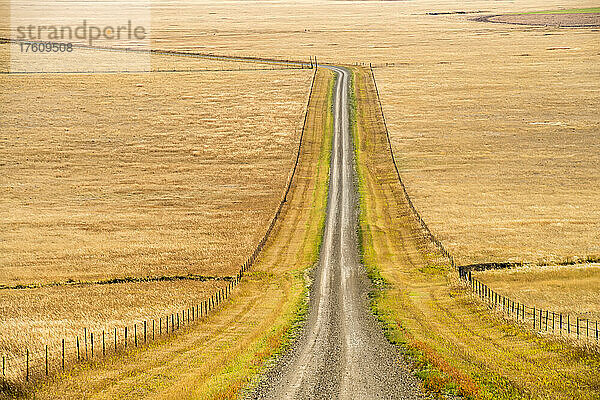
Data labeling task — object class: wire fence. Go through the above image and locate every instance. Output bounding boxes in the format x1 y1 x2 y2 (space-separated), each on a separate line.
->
368 65 598 347
0 66 318 390
1 281 237 384
368 65 455 268
467 273 599 345
0 38 316 74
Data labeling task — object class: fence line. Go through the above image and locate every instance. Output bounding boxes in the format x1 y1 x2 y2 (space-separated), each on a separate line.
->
468 273 599 345
368 65 455 268
1 66 308 75
0 67 319 389
1 38 315 69
0 280 239 384
367 65 598 347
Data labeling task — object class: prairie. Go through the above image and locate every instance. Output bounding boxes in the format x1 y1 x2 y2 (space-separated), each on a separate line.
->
371 6 600 265
1 67 313 285
137 0 600 264
1 0 598 396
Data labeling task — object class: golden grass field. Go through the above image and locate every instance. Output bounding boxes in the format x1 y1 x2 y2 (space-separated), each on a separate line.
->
0 279 229 380
80 0 600 267
2 0 596 269
372 8 600 266
143 0 600 266
0 66 312 284
0 43 313 390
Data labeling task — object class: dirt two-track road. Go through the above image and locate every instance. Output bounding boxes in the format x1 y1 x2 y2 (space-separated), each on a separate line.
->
251 67 423 399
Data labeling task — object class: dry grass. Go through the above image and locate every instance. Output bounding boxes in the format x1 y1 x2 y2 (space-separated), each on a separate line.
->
487 12 600 27
476 263 600 320
372 4 600 265
39 0 595 267
1 40 313 391
352 66 600 399
30 68 334 400
0 279 228 381
0 68 313 285
1 0 598 395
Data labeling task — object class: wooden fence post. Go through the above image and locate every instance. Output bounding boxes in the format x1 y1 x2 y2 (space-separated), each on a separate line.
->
84 328 88 359
62 339 65 371
91 333 94 358
144 321 147 343
102 331 105 356
125 326 128 348
45 345 48 376
560 313 563 335
2 354 5 377
152 320 155 340
26 349 29 382
77 336 80 360
134 324 137 347
114 328 117 352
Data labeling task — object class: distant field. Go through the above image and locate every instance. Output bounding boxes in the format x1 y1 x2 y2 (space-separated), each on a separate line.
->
375 14 600 265
486 11 600 26
475 264 600 321
0 66 312 285
0 43 307 74
136 0 599 268
516 7 600 14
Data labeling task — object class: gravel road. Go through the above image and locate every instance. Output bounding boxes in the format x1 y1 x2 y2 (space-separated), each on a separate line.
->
250 66 424 400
